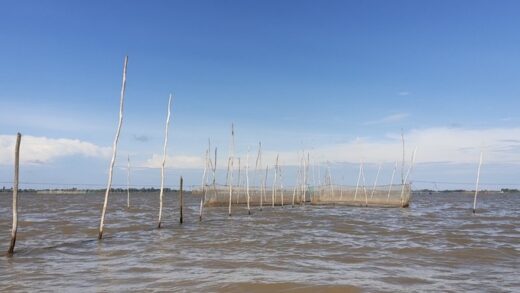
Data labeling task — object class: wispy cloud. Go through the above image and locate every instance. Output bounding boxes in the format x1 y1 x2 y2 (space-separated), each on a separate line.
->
364 113 409 125
133 134 150 142
0 135 111 165
398 91 410 96
248 127 520 166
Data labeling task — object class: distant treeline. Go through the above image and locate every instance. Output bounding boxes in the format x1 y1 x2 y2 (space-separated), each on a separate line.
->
0 187 181 193
415 188 519 194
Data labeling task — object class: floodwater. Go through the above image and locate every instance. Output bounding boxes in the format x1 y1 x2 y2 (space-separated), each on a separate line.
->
0 191 519 292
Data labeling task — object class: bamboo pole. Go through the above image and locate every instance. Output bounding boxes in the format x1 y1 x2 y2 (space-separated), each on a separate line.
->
473 152 483 214
354 161 362 201
180 176 184 224
361 163 368 206
272 154 279 207
237 157 241 204
199 148 209 221
303 153 309 204
400 147 417 207
292 164 300 207
327 164 333 198
255 142 261 211
387 161 397 201
228 123 235 217
99 56 128 240
246 148 251 214
212 147 218 198
261 165 268 211
280 166 284 207
370 163 382 199
7 133 21 255
157 94 173 228
201 148 208 195
127 154 131 208
401 129 405 184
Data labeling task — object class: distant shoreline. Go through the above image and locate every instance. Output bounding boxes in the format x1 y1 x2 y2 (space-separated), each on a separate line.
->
0 188 518 195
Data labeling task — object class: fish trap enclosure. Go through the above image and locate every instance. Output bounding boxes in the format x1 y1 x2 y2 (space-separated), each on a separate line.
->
311 184 411 207
202 185 306 207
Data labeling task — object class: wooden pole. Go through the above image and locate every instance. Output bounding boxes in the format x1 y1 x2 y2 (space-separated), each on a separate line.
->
261 165 268 211
246 148 251 214
158 93 173 228
387 161 397 201
280 166 284 207
401 129 405 185
99 56 127 240
303 153 309 205
255 142 262 211
180 176 184 224
292 165 300 207
370 163 382 199
127 154 131 208
7 133 21 255
272 154 278 207
200 148 209 222
327 164 333 199
354 161 362 201
212 147 218 201
401 147 417 207
473 152 483 214
228 123 235 217
237 157 241 204
361 162 368 207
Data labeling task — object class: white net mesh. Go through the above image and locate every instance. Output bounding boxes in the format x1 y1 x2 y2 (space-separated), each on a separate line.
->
200 183 411 208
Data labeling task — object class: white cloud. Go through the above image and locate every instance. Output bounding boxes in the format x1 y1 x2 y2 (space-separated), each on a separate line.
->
364 113 409 125
398 91 410 96
142 153 203 169
254 127 520 166
0 135 111 165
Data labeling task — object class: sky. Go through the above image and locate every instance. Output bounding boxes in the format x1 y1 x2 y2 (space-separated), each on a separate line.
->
1 0 520 190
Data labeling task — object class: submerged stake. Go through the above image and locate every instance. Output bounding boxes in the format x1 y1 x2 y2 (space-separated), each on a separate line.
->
180 177 184 224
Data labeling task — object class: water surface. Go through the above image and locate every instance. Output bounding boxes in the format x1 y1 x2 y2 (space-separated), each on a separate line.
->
0 192 518 292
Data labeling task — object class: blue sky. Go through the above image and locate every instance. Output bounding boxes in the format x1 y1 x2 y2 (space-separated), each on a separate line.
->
1 0 520 190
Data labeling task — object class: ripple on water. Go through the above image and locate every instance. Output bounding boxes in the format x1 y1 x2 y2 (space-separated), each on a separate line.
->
0 192 519 292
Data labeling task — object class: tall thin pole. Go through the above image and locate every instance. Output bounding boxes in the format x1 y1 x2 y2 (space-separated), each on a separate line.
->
401 129 405 185
361 163 368 206
473 152 483 214
387 161 397 201
246 148 251 214
255 142 262 210
7 133 21 255
354 161 362 201
237 157 241 204
370 163 382 199
280 166 284 207
228 123 235 217
401 147 417 207
180 176 184 224
262 165 268 211
158 94 173 228
99 56 127 240
292 165 300 207
127 154 131 208
272 154 279 207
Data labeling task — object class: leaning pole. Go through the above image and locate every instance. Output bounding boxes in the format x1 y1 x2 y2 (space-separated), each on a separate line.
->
98 56 128 240
7 133 21 255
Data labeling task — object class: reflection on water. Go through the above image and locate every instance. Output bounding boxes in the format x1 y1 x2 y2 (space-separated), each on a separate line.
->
0 192 519 292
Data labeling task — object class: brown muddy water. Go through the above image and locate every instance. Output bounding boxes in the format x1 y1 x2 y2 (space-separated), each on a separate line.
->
0 192 519 292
